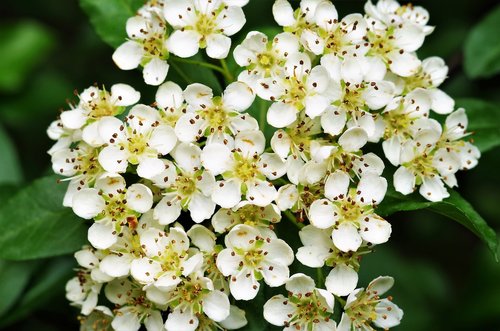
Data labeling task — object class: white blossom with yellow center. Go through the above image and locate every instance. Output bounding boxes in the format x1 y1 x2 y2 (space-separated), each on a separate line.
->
234 30 300 89
216 224 294 300
337 276 403 331
256 52 333 128
201 130 286 208
164 0 246 59
309 171 391 252
175 81 257 144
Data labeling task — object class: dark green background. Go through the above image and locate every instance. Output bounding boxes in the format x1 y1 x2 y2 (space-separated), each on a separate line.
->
0 0 499 330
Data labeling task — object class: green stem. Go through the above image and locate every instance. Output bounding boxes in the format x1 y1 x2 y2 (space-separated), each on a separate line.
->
220 58 234 83
335 295 347 308
171 57 227 75
316 267 325 288
283 210 304 229
259 99 268 131
170 62 192 84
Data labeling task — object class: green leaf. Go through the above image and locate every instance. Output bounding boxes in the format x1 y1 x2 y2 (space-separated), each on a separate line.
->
0 21 55 93
169 54 223 94
0 257 75 327
378 188 498 258
0 124 23 185
79 0 144 48
0 260 38 318
464 5 500 78
455 98 500 153
0 176 88 260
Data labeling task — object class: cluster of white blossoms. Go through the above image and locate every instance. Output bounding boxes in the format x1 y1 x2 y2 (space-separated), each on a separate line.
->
47 0 480 330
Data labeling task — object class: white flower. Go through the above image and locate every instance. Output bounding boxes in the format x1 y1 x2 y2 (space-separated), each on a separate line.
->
320 55 395 140
155 81 186 128
112 14 170 85
304 1 368 56
309 171 391 252
96 105 177 177
212 201 281 235
130 227 202 291
74 246 114 283
337 276 403 331
153 143 216 225
234 31 300 89
50 142 105 207
263 273 336 330
365 0 434 35
60 84 140 131
164 275 230 331
47 119 82 156
71 173 154 249
66 269 103 316
296 225 371 296
201 130 286 208
256 53 333 127
272 0 323 41
365 17 425 77
175 82 257 144
381 88 432 165
271 115 323 161
216 224 294 300
164 0 246 59
105 278 165 331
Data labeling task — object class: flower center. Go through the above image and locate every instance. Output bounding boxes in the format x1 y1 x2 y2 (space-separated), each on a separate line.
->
382 109 414 140
367 27 396 59
175 174 197 197
195 14 217 47
285 77 307 109
403 152 436 182
345 291 379 328
233 154 260 183
122 129 155 164
288 291 332 328
402 70 433 92
86 91 122 119
96 191 137 231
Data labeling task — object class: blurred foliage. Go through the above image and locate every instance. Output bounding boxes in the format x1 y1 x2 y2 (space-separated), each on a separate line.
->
0 0 499 330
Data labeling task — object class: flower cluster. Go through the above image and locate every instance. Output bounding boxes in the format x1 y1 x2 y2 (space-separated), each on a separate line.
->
47 0 480 330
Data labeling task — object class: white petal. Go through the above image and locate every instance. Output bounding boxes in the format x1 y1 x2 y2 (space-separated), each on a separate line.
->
246 180 278 207
272 0 295 26
230 271 259 300
60 109 87 130
112 41 143 70
261 262 289 287
429 88 454 114
100 255 131 277
382 135 402 166
155 81 184 109
137 157 165 180
367 276 394 296
263 295 294 326
394 23 425 52
259 153 287 180
271 130 291 160
174 112 204 142
150 125 178 154
235 130 265 156
111 84 141 106
98 146 129 173
144 311 164 331
285 273 315 295
130 257 162 284
325 264 358 296
188 193 216 223
223 81 255 112
332 222 362 252
203 291 230 322
356 175 387 205
206 34 231 59
393 166 416 195
338 127 368 152
165 309 198 331
284 53 311 79
126 183 153 213
360 216 392 245
216 248 242 276
163 0 193 27
374 299 403 329
143 57 169 86
300 29 324 55
325 170 350 200
219 305 248 330
296 246 328 268
419 176 449 202
154 195 182 225
276 184 298 211
388 51 421 77
88 222 118 249
362 81 395 110
309 199 336 229
267 102 297 128
216 6 246 36
167 30 200 58
82 121 105 147
74 248 99 269
201 143 232 175
187 224 216 252
304 94 330 118
72 188 104 219
112 312 141 331
212 180 241 208
321 107 346 136
172 142 201 171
